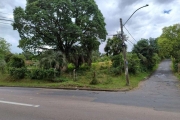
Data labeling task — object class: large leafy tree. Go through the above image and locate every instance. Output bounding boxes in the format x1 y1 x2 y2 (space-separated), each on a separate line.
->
158 24 180 71
13 0 107 67
158 24 180 59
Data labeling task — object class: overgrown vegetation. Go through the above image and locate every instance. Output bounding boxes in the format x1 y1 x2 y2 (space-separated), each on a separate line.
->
0 0 168 90
0 35 161 90
158 24 180 73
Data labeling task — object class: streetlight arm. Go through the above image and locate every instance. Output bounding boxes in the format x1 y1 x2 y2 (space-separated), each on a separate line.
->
123 4 148 26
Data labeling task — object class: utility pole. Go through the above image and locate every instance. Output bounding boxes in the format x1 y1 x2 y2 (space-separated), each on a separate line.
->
120 18 129 86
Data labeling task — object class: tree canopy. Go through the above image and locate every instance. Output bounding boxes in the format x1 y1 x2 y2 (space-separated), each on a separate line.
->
158 24 180 59
104 35 124 56
0 37 11 55
132 38 159 71
13 0 107 67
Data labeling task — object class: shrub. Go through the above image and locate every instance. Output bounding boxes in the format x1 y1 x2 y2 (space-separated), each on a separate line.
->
9 67 26 79
110 54 124 75
8 55 25 68
28 68 58 80
110 66 122 75
46 68 58 79
29 69 45 79
172 58 179 72
127 53 141 74
67 63 75 72
79 63 90 71
0 55 6 74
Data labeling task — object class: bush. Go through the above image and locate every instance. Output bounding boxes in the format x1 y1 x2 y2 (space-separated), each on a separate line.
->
8 55 25 68
152 53 161 64
28 68 58 80
9 67 26 79
127 53 141 74
46 68 59 79
67 63 75 72
29 69 45 79
172 58 180 72
0 55 6 74
79 63 90 71
110 54 123 75
110 66 122 75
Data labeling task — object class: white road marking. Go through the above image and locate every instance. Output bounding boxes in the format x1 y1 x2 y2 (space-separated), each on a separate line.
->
0 100 40 107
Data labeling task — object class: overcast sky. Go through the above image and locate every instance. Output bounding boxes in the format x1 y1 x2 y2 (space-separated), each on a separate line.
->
0 0 180 53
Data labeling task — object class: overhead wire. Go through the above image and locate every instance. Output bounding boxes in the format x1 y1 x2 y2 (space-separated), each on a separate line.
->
0 22 12 25
0 18 14 22
123 25 138 43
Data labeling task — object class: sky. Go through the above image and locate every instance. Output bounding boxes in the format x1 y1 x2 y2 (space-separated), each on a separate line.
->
0 0 180 53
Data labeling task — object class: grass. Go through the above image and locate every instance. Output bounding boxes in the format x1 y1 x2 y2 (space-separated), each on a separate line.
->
0 70 150 91
0 61 156 91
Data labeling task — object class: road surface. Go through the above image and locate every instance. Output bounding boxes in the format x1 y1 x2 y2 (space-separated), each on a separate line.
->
0 60 180 120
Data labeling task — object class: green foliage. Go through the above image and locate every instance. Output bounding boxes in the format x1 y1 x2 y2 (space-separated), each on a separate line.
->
158 24 180 59
90 72 99 85
8 55 25 68
4 53 13 63
152 53 161 65
28 69 45 79
13 0 107 67
0 37 11 55
39 50 66 71
98 54 111 62
132 38 159 71
22 51 34 60
9 67 26 79
110 67 122 75
0 55 6 74
79 63 90 71
52 77 69 82
127 53 140 74
104 36 123 56
92 50 101 62
28 68 58 80
110 54 124 75
172 58 180 72
67 63 75 72
158 24 180 71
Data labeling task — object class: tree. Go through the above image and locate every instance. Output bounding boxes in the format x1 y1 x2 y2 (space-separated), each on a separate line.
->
13 0 107 67
39 50 66 71
0 37 11 55
158 24 180 59
104 36 124 56
158 24 180 71
132 38 159 71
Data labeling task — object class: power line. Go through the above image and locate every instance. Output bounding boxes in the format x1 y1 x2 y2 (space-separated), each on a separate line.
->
123 25 138 43
126 39 135 46
0 18 13 22
0 22 12 25
0 11 12 15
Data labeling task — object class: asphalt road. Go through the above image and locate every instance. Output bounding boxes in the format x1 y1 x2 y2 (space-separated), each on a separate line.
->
0 60 180 120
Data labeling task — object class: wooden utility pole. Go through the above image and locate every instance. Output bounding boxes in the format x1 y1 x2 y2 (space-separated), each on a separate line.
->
120 18 129 86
